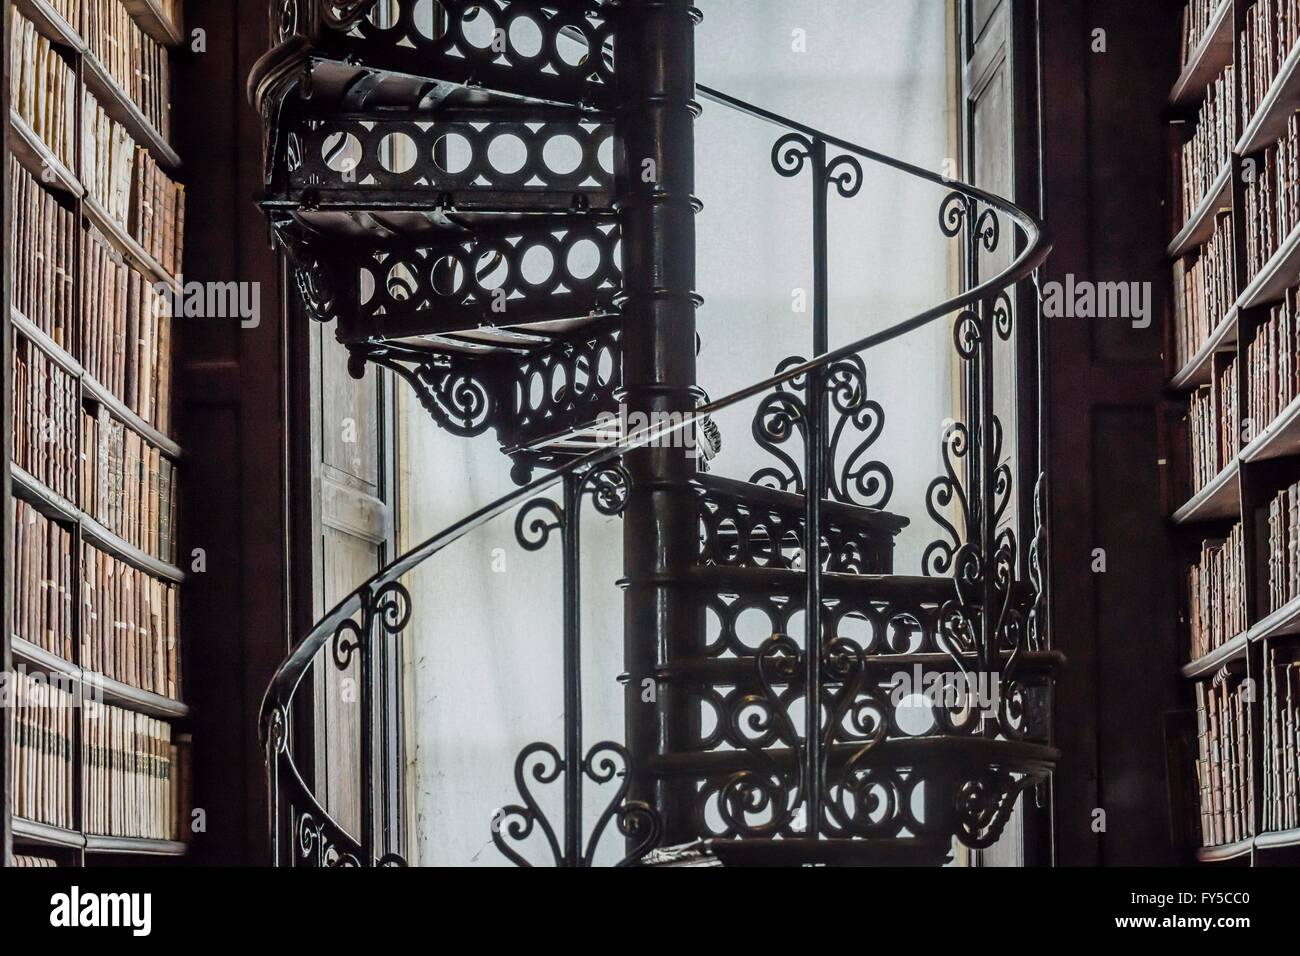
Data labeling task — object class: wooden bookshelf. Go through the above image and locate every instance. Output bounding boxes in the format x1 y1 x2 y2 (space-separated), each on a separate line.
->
4 0 189 868
1168 0 1300 865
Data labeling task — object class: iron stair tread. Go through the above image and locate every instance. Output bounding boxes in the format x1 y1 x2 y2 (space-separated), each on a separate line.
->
250 15 618 121
694 472 909 535
682 565 958 602
641 837 954 868
655 650 1066 685
275 207 618 244
644 737 1060 778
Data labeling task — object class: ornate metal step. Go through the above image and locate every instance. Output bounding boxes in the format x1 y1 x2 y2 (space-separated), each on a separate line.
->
693 472 907 575
253 0 619 126
262 106 615 218
353 324 622 481
271 215 620 338
642 837 955 867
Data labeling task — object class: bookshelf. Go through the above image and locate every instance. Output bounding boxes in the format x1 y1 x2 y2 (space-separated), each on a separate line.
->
3 0 190 868
1169 0 1300 865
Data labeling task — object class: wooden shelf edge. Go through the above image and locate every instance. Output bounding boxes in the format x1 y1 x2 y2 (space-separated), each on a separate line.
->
1168 162 1232 258
14 0 80 50
1255 827 1300 850
11 306 83 377
1182 630 1248 679
11 463 80 524
122 0 184 47
1169 0 1233 107
1171 459 1240 524
81 373 182 459
1251 594 1300 642
1195 835 1254 862
12 817 85 849
10 636 189 718
8 109 83 198
83 835 187 856
82 53 180 172
12 307 181 457
11 635 79 679
1237 39 1300 155
94 672 191 720
11 465 185 583
1239 220 1300 310
1241 391 1300 462
15 0 179 171
1169 306 1237 391
83 196 180 293
82 515 185 584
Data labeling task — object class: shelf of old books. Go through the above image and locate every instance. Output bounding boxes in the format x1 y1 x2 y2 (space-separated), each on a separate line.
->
5 0 190 866
1169 0 1300 865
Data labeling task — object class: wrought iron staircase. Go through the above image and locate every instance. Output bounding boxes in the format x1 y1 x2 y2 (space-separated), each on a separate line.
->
251 0 1057 867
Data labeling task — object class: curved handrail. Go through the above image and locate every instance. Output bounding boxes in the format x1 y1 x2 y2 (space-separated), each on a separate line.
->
259 91 1051 753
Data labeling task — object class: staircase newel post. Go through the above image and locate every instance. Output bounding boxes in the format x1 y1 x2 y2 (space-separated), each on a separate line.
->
360 588 375 865
804 137 831 838
616 0 702 848
561 472 582 866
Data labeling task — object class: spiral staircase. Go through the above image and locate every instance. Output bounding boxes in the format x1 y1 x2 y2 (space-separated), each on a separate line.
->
250 0 1059 867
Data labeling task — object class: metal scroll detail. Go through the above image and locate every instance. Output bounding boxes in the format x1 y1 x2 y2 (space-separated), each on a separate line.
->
491 741 660 868
495 462 659 866
750 355 893 511
359 344 497 438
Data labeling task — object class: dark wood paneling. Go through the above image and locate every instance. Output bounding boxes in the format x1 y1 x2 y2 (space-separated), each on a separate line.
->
1040 0 1181 866
172 0 288 865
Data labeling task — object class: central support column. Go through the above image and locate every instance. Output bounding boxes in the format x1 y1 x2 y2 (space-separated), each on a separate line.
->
617 0 701 846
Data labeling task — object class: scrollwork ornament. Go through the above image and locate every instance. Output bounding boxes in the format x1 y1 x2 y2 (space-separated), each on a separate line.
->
771 132 814 178
939 191 972 238
366 346 496 439
825 154 864 199
975 208 1001 253
923 421 971 577
580 742 662 866
750 389 808 494
1028 472 1048 652
515 497 564 552
275 0 299 41
321 0 378 30
718 635 804 837
954 768 1031 850
993 290 1014 341
952 308 983 360
331 612 364 671
579 462 631 517
825 357 893 509
372 580 412 636
491 742 564 868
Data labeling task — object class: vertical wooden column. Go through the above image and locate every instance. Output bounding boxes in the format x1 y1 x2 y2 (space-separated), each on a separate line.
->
616 0 701 846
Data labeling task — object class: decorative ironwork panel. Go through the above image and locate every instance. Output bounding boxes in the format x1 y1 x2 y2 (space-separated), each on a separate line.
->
750 354 894 511
274 0 619 109
368 222 619 334
506 326 620 450
693 478 898 575
280 111 614 211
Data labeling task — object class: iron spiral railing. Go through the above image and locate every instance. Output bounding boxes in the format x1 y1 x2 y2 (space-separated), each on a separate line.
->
258 80 1052 867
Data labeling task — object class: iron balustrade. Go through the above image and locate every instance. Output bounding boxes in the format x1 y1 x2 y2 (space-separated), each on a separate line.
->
257 69 1052 864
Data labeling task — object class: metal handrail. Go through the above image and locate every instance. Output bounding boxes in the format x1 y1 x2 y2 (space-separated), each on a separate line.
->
258 87 1051 846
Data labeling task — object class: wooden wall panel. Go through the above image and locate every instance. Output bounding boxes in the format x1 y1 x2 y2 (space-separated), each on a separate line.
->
1039 0 1182 866
172 0 289 865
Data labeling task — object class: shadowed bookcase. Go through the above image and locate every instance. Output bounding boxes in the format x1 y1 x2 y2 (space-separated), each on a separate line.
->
3 0 191 867
1168 0 1300 865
